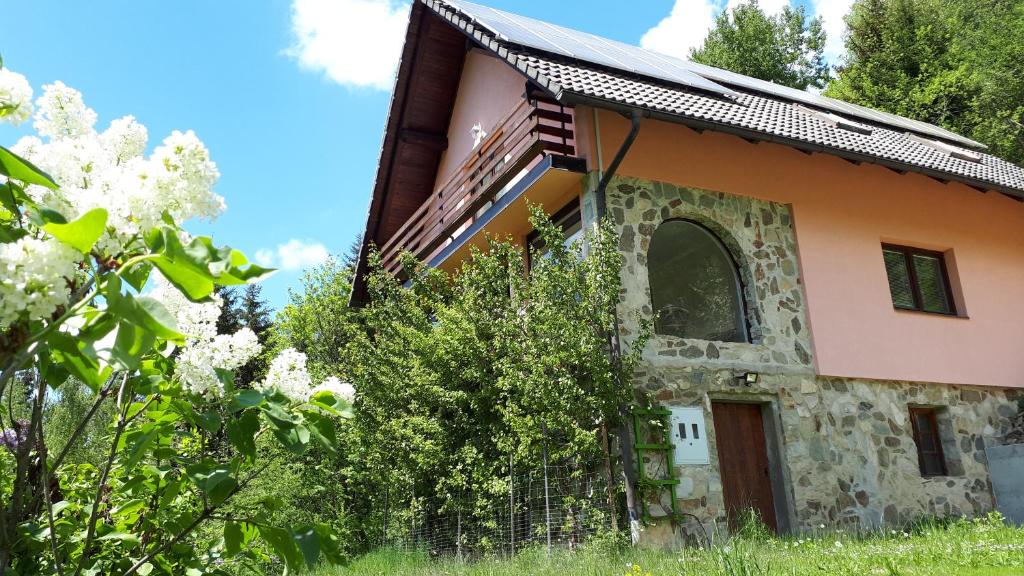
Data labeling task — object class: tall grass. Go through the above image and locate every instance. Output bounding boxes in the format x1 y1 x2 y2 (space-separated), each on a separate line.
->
316 513 1024 576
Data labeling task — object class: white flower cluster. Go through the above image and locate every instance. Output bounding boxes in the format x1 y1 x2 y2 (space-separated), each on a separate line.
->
0 68 33 125
257 349 352 403
311 376 356 403
149 277 222 342
9 80 224 254
0 236 81 328
0 69 226 330
150 276 262 398
258 348 313 401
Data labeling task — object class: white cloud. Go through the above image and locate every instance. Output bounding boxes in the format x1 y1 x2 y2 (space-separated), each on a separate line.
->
286 0 410 90
256 239 330 271
811 0 855 62
640 0 719 60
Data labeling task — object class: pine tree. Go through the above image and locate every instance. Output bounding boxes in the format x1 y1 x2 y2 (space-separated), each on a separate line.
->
214 286 243 335
236 284 273 386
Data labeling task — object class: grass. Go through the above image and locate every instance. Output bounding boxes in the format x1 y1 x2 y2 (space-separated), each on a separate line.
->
316 513 1024 576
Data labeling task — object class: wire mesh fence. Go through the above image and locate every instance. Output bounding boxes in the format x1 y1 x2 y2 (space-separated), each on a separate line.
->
379 465 617 558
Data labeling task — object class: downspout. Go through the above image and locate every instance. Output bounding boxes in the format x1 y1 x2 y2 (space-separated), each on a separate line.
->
593 108 644 544
596 109 642 221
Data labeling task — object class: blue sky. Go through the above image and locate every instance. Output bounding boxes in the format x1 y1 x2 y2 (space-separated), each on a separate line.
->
0 0 847 310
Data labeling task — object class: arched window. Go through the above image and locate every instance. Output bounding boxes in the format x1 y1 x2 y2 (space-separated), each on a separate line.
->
648 220 748 343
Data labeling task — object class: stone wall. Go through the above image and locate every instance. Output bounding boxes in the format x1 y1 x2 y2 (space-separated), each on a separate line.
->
605 174 1018 540
609 176 813 375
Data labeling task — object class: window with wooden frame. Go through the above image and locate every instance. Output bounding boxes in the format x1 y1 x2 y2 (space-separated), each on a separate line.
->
909 407 948 477
881 244 956 315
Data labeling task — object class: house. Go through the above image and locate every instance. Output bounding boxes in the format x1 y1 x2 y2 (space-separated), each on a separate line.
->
353 0 1024 541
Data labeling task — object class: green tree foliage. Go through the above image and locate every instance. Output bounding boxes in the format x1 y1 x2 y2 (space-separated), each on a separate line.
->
826 0 1024 165
271 258 359 381
345 208 649 546
690 0 829 90
268 210 649 553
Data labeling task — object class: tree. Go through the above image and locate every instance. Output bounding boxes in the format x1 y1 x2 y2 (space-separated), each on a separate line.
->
690 0 829 90
214 286 243 336
826 0 1024 165
270 256 359 381
236 284 273 385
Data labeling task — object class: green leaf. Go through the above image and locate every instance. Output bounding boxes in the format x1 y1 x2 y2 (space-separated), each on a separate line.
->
196 409 222 433
272 424 310 455
185 461 237 505
105 290 183 341
97 531 141 547
224 522 244 557
302 410 338 454
111 498 146 517
293 525 321 568
47 332 109 392
259 526 303 574
121 261 153 292
0 144 58 189
102 320 156 371
226 410 259 462
148 226 275 301
137 563 154 576
228 389 264 412
43 207 108 253
121 428 158 471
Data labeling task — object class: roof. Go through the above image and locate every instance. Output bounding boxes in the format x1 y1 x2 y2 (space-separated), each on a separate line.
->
424 0 1024 198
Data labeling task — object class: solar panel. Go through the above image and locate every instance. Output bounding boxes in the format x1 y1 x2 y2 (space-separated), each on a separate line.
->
439 0 984 149
441 0 738 99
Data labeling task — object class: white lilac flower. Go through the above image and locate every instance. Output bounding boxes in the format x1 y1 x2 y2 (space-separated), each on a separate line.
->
151 129 224 221
33 81 97 139
0 68 33 125
149 274 221 342
100 115 148 164
174 346 221 398
9 79 224 255
174 328 262 398
0 236 81 329
259 348 313 400
310 376 355 403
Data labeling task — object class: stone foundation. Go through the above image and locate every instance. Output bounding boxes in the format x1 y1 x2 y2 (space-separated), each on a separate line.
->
637 370 1016 540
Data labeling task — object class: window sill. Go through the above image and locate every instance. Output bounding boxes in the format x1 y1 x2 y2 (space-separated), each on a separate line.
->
893 307 969 320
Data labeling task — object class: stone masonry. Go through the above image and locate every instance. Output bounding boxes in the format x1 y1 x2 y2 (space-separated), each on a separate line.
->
603 175 1018 541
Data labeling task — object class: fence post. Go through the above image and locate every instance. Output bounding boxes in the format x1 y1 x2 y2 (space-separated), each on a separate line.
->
509 451 515 556
542 424 552 556
456 506 463 562
382 484 389 546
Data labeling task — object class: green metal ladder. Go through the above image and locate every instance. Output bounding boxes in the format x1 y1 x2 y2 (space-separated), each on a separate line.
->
633 408 679 520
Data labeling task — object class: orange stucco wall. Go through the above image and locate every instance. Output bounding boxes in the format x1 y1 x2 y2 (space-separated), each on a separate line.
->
586 109 1024 388
433 49 526 190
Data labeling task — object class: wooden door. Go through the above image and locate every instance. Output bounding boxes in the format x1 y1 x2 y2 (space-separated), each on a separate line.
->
711 402 778 532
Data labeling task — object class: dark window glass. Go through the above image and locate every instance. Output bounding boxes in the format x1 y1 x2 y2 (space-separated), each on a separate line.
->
881 245 955 315
649 220 747 342
909 407 948 477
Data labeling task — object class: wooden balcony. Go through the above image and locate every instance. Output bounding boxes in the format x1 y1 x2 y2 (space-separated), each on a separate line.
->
378 96 579 277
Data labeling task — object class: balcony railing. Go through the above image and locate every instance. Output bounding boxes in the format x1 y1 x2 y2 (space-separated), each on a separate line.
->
378 96 577 277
